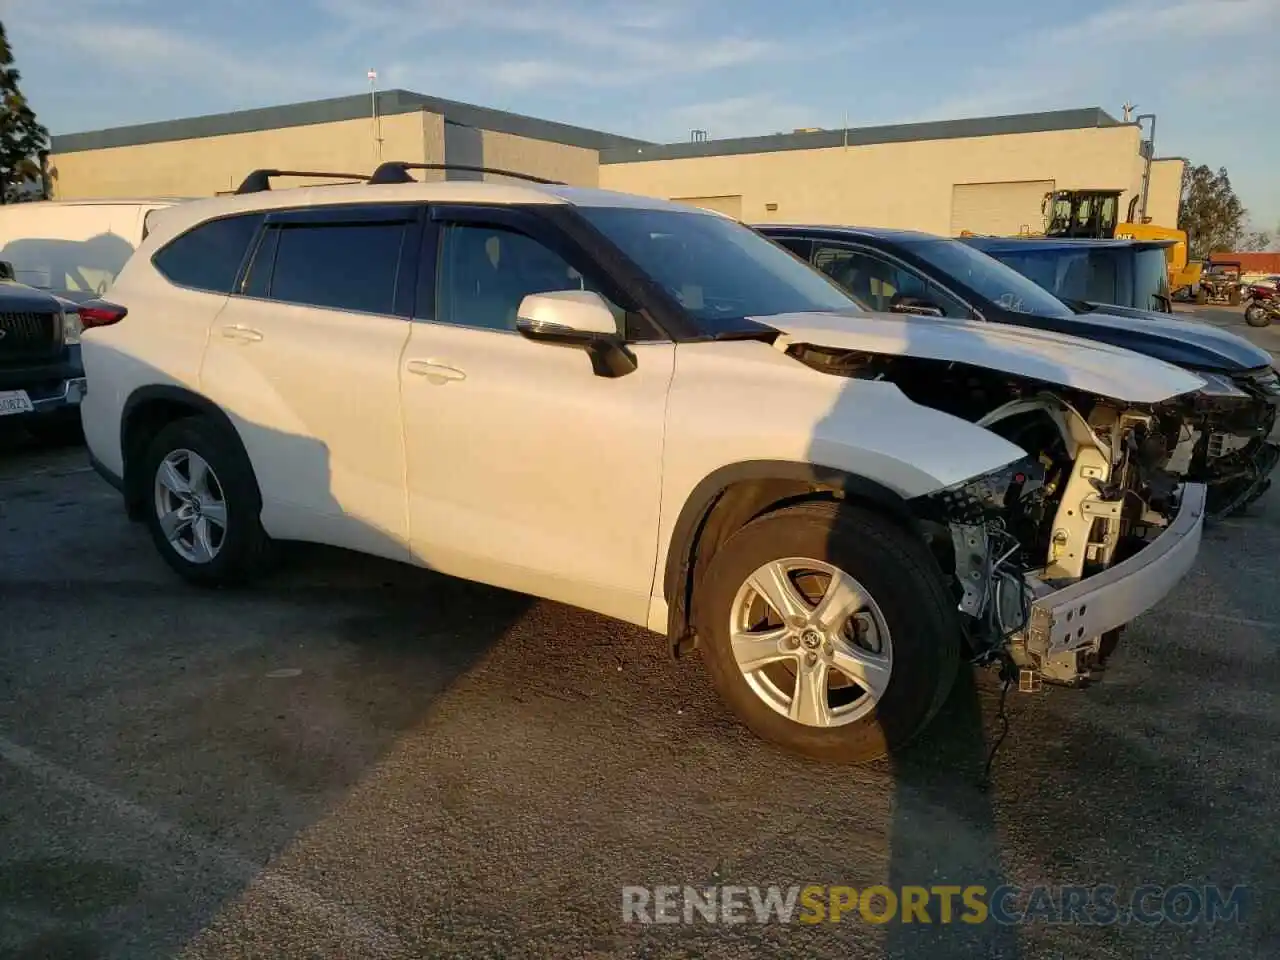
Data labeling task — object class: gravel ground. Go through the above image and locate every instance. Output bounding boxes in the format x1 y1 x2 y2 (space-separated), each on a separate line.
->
1 307 1278 958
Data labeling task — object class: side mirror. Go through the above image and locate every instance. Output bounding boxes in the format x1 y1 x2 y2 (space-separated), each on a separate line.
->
889 295 944 318
515 290 637 378
0 261 13 282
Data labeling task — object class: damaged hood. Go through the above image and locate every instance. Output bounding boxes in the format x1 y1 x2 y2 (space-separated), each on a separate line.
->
760 311 1207 405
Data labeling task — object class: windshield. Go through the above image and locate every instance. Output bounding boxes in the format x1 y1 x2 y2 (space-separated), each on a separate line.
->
576 206 860 331
909 240 1075 319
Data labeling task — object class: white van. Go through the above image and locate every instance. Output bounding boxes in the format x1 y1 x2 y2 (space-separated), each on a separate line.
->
0 198 190 303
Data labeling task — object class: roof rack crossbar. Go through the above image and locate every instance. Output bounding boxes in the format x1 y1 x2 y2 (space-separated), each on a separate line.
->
235 169 370 194
368 161 566 186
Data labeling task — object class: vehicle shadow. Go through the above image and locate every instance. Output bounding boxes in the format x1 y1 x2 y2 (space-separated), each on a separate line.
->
804 352 1028 957
1 233 137 302
0 359 535 958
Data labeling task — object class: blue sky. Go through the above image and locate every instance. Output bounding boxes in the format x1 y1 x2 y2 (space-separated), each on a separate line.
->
7 0 1280 228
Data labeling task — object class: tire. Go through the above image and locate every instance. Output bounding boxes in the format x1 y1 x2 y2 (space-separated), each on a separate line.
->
693 501 961 763
1196 287 1208 305
1245 303 1271 327
1229 289 1242 306
139 416 275 587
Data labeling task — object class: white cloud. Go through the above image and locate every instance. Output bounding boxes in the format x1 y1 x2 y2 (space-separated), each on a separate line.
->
914 0 1280 122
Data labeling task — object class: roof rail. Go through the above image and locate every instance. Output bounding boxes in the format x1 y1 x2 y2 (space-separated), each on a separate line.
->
368 161 566 186
234 169 369 194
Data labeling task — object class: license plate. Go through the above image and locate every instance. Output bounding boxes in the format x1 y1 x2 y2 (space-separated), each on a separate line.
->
0 390 34 416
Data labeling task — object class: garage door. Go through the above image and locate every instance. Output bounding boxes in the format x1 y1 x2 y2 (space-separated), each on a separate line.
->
950 180 1054 236
670 195 743 219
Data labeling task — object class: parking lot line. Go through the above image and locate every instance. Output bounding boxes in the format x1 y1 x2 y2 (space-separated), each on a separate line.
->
0 734 404 954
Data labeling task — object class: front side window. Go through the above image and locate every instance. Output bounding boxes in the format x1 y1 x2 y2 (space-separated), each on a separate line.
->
267 221 407 314
576 206 858 332
813 244 966 318
435 224 624 333
1134 248 1172 310
153 214 264 294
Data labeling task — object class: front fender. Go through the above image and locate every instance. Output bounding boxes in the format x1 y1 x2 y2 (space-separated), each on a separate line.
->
653 341 1027 616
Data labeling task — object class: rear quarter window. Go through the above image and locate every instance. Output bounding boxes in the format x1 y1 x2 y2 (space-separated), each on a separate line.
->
152 213 264 293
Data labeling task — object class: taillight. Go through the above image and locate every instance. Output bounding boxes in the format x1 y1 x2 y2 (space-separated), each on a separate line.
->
78 299 128 328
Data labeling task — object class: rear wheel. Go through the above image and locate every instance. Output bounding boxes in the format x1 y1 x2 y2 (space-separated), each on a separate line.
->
694 502 960 763
1246 303 1272 327
140 417 275 586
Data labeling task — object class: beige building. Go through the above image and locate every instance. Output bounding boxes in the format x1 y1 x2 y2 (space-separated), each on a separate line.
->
49 89 648 197
50 94 1183 236
600 110 1184 236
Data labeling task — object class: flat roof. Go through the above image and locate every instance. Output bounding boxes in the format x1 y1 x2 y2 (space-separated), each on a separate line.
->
601 107 1124 164
50 89 654 155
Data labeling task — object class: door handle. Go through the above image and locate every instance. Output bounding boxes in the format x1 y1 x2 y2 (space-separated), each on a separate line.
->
406 359 467 384
220 324 263 343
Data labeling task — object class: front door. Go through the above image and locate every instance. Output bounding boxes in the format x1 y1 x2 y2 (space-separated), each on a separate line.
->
399 210 675 625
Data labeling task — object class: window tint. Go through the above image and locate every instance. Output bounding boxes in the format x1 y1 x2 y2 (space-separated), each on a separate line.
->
813 245 966 318
153 214 263 294
909 240 1075 319
436 224 623 332
241 227 280 299
269 222 406 314
577 207 857 331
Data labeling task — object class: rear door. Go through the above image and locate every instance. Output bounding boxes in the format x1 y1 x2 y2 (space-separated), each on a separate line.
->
199 203 423 559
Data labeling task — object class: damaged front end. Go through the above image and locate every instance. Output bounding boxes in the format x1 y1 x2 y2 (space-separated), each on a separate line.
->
914 392 1207 687
787 341 1208 689
1162 368 1280 519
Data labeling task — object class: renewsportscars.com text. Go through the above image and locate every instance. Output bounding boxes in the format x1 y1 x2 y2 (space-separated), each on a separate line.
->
621 883 1248 926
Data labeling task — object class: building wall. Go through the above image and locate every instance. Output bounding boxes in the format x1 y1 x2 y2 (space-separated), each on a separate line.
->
478 129 599 186
50 112 437 198
1144 158 1185 227
600 125 1145 235
49 110 599 197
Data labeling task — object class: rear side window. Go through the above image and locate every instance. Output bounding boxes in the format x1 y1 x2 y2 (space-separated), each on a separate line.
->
153 214 263 293
267 222 407 314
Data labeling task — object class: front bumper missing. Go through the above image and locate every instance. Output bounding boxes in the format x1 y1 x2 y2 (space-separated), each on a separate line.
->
1010 481 1207 684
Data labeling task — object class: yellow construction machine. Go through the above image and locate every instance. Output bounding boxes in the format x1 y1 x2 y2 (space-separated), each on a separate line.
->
1040 188 1201 299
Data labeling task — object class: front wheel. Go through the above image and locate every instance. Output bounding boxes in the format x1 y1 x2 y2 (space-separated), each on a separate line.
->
693 501 960 763
1245 303 1272 327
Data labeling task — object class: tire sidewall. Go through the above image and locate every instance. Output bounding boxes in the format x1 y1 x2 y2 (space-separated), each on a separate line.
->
140 417 265 585
695 505 957 762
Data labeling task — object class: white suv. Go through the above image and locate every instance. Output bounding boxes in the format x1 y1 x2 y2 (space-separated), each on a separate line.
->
79 164 1208 762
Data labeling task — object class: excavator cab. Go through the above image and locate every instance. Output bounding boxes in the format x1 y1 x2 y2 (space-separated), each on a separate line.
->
1042 189 1124 239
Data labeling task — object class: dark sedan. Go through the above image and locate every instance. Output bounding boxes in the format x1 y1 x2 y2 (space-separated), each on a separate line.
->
757 224 1279 517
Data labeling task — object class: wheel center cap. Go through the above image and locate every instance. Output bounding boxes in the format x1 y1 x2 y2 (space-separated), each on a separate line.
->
800 628 823 650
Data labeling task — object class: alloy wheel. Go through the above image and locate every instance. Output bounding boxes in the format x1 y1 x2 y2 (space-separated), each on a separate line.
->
153 448 228 564
728 557 893 727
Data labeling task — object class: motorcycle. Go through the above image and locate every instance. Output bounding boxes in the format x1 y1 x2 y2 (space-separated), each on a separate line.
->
1244 283 1280 328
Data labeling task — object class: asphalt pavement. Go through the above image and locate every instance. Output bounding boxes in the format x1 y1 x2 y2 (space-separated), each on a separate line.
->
1 306 1279 958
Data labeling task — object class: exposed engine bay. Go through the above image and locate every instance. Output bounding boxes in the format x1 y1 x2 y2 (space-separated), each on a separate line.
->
789 345 1213 687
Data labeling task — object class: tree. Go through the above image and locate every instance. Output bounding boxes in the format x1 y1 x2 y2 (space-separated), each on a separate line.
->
1178 164 1246 260
1240 230 1274 253
0 20 49 203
